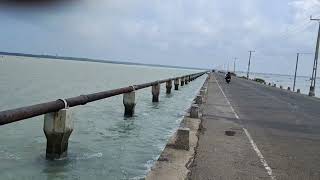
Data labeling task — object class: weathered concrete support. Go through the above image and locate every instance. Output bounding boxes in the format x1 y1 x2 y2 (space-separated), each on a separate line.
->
190 104 199 118
309 86 315 96
273 84 276 87
287 87 291 91
174 78 179 90
200 89 206 97
297 89 301 93
268 83 271 86
280 85 283 89
166 80 172 94
44 108 73 160
123 91 136 117
185 76 189 85
174 128 190 150
181 77 185 86
195 95 203 105
152 83 160 102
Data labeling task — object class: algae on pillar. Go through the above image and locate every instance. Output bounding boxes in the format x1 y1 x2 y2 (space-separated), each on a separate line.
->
166 80 172 94
152 83 160 102
123 91 136 117
43 108 73 160
174 78 179 90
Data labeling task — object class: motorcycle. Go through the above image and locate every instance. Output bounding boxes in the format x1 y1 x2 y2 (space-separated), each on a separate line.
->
225 76 231 84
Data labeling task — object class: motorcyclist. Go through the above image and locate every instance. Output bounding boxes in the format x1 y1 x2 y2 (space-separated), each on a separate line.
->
225 72 231 83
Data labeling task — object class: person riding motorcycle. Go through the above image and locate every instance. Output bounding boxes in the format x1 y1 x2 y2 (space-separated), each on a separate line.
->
225 72 231 83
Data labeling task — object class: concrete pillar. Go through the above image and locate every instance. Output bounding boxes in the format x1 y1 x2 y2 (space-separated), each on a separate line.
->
200 89 206 97
195 95 203 105
185 77 189 85
174 128 190 150
174 78 179 90
190 104 199 118
268 83 271 86
44 108 73 160
280 85 283 89
309 86 315 96
297 89 301 93
123 91 136 117
287 87 291 91
181 77 185 86
273 84 276 87
166 80 172 94
152 83 160 102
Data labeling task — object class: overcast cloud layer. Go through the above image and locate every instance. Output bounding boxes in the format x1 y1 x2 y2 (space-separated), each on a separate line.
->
1 0 320 75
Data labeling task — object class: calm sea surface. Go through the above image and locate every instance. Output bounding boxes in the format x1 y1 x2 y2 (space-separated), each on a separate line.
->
0 56 206 180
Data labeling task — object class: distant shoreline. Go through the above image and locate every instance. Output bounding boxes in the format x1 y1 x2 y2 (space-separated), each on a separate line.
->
0 51 207 71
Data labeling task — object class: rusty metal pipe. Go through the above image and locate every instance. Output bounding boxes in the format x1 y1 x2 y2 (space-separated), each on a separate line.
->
0 71 208 126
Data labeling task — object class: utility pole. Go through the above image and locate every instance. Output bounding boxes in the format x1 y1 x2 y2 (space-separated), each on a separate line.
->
227 61 230 72
234 57 238 74
247 50 255 79
309 16 320 96
293 52 312 92
293 53 299 92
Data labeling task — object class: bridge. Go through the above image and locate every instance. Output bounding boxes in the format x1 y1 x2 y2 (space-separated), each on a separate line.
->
1 71 320 179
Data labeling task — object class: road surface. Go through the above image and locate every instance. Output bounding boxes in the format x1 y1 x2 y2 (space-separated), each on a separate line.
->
189 73 320 180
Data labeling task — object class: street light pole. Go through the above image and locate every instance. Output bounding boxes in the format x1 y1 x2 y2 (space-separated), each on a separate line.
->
247 50 255 79
309 16 320 96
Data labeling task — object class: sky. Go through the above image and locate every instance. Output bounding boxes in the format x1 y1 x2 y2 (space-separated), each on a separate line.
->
0 0 320 75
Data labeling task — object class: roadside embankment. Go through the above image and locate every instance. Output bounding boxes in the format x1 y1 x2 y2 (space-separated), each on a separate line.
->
146 75 209 180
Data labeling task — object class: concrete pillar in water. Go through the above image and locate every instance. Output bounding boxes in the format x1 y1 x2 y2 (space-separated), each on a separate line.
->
297 89 301 93
190 104 199 118
195 95 203 105
181 77 185 86
287 87 291 91
174 128 190 150
123 91 136 117
166 80 172 94
280 85 283 89
44 108 73 160
174 78 179 90
152 83 160 102
268 83 271 86
185 77 189 85
273 84 276 87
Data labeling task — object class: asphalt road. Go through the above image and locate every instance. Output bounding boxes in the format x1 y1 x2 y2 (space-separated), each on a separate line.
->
190 73 320 180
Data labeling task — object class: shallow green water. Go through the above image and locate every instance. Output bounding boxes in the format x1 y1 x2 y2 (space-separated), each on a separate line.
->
0 56 206 180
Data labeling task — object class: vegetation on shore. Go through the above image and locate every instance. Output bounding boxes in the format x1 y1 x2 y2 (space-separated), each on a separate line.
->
254 78 266 83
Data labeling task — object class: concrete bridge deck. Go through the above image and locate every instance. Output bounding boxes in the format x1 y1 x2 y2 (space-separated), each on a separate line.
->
189 73 320 180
